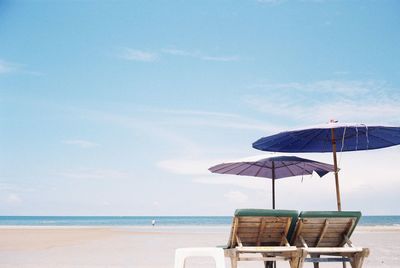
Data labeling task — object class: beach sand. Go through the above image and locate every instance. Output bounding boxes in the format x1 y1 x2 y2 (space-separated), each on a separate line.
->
0 226 398 267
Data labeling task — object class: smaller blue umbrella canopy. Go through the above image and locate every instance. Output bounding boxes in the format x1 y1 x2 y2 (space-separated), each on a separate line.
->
209 156 335 209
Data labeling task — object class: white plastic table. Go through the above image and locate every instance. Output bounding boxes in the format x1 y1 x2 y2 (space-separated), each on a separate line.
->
174 247 226 268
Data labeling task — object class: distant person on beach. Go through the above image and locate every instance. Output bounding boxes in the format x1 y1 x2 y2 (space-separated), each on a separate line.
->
152 219 156 227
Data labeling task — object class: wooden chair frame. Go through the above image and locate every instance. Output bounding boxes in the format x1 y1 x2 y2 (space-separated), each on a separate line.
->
224 214 302 268
291 215 369 268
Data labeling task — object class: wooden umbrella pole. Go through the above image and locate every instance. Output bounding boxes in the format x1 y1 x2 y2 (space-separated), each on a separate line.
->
271 162 277 268
272 161 275 209
331 128 342 211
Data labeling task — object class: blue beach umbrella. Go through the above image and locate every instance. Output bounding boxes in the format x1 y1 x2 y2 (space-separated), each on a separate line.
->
252 121 400 211
209 156 335 209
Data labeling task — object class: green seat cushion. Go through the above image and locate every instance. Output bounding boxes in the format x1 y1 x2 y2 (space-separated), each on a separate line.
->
235 208 298 218
234 209 298 241
300 211 361 219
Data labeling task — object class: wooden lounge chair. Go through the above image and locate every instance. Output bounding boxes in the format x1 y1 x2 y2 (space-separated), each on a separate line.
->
291 211 369 268
223 209 301 268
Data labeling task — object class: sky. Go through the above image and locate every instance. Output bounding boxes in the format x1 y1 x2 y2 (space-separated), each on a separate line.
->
0 0 400 216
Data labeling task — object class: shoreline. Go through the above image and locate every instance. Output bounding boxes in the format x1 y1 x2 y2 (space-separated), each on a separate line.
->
0 224 399 229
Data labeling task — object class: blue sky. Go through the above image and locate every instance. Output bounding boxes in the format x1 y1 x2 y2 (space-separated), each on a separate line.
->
1 0 399 216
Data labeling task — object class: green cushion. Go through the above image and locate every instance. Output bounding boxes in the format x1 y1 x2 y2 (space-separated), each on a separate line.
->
300 211 361 219
299 211 361 237
234 209 299 241
235 208 298 217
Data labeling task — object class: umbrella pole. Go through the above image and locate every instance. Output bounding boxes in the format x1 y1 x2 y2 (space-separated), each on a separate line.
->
331 128 342 211
272 179 275 209
272 161 275 209
270 163 277 268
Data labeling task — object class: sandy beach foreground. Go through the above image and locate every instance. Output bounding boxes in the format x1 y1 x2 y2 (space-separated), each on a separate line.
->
0 226 399 267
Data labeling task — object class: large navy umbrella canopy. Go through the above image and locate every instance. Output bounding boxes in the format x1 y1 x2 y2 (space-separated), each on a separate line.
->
252 122 400 211
253 123 400 153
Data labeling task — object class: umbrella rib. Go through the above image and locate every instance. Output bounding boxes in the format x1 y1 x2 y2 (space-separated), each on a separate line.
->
267 129 325 152
254 162 265 177
365 132 400 147
282 161 316 177
212 162 248 173
296 128 326 151
237 163 260 176
280 162 297 177
333 128 399 150
294 163 313 175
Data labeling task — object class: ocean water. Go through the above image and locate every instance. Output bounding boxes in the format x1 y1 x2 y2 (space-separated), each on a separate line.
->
0 215 399 226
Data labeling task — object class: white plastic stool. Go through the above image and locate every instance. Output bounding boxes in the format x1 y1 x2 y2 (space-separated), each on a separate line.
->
174 247 226 268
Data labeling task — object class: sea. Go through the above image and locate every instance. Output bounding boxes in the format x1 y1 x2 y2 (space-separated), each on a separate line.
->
0 216 399 227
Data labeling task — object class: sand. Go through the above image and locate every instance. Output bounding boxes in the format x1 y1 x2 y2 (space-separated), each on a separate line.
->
0 226 398 267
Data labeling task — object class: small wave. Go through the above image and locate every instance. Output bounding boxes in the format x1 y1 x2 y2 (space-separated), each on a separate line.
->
40 221 57 224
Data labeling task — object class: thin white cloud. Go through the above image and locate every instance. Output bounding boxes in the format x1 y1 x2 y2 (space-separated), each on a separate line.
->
102 201 111 207
224 191 248 203
57 169 130 180
333 71 350 76
248 80 384 95
119 48 158 62
63 139 99 148
143 107 278 132
244 79 400 125
300 0 327 2
4 193 22 204
194 175 267 190
156 159 211 176
0 59 19 74
157 154 283 177
157 155 276 190
146 108 243 118
161 48 194 57
77 108 204 156
156 154 261 190
162 48 240 62
73 106 280 160
0 59 42 76
0 182 18 191
257 0 286 4
118 47 240 62
0 182 36 192
200 55 240 62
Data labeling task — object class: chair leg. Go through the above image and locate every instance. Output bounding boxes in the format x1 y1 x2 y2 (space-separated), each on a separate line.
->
311 254 320 268
230 256 238 268
350 252 367 268
296 249 306 268
289 257 298 268
264 261 273 268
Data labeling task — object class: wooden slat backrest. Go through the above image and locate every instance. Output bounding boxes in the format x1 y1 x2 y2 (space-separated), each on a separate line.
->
291 217 358 247
228 216 292 247
227 217 239 248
